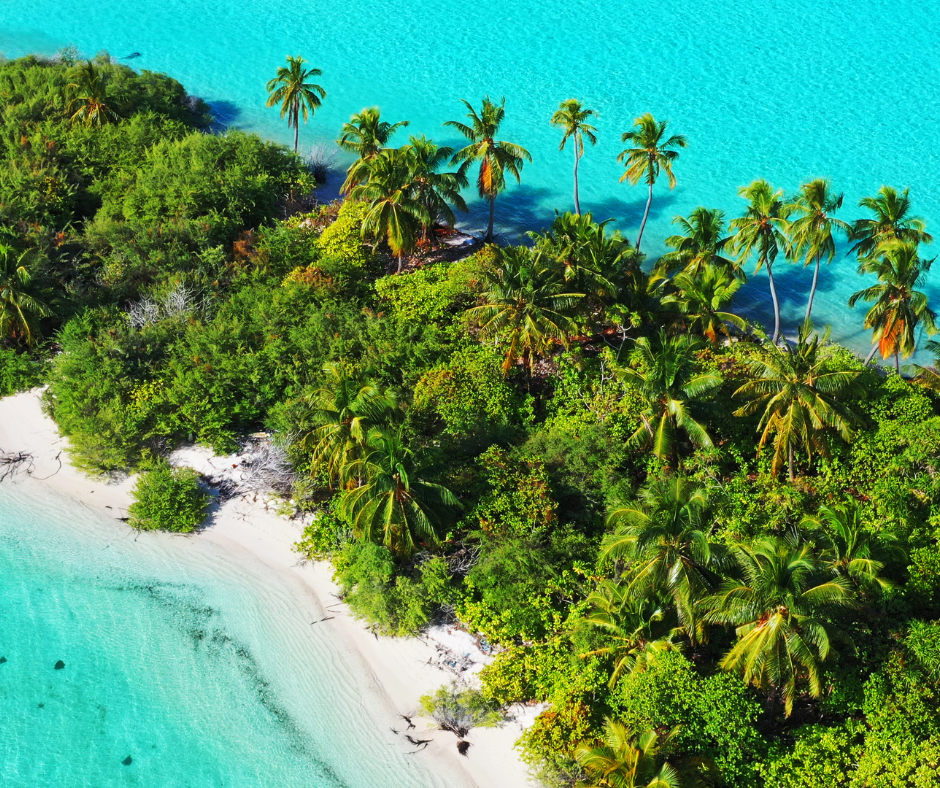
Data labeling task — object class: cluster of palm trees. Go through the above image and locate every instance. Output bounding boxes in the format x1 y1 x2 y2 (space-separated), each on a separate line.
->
299 364 459 556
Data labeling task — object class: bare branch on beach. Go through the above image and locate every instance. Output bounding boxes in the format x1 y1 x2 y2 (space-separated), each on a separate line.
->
0 449 35 482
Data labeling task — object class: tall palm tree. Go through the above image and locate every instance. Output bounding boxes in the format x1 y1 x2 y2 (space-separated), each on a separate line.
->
265 55 326 153
298 363 397 487
849 186 932 262
702 536 854 716
603 476 718 641
730 180 791 344
787 179 851 326
337 107 409 193
350 149 431 272
663 264 747 345
659 207 736 279
618 113 687 253
848 241 936 370
340 430 459 556
733 326 860 481
578 581 678 688
801 501 903 594
445 97 532 242
66 61 120 127
575 721 682 788
550 99 598 216
400 135 468 244
613 332 722 466
467 246 582 375
0 244 49 347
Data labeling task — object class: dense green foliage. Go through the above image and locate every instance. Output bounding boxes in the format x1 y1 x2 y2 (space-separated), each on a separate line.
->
4 53 940 788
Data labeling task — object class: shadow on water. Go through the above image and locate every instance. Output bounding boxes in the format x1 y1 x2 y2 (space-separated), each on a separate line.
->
208 100 242 131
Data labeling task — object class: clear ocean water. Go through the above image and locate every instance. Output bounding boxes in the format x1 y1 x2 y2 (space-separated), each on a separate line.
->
1 0 939 354
0 484 460 788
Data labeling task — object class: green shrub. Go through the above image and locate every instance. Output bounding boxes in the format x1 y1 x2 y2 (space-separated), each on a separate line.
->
907 621 940 682
316 201 375 271
128 462 209 533
419 682 501 735
0 348 45 396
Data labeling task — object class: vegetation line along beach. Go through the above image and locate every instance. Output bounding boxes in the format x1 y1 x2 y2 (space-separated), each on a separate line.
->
2 47 940 788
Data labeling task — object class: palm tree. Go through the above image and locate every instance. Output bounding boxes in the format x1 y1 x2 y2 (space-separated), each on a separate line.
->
298 363 397 487
613 332 721 466
730 180 791 344
702 536 854 716
659 207 737 279
787 179 851 326
467 246 582 374
618 113 687 253
603 476 717 641
849 186 932 261
0 244 49 347
575 721 682 788
914 339 940 392
350 149 431 272
578 581 678 688
445 97 532 242
663 264 747 345
340 430 459 556
265 55 326 153
848 241 936 371
66 61 120 127
801 501 903 594
550 99 598 215
733 326 861 481
337 107 409 193
400 135 468 244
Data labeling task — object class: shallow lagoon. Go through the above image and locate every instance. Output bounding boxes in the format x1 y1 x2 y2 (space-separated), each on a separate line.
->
1 0 939 354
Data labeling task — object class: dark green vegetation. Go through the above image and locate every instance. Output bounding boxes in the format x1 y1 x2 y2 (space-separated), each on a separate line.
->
3 51 940 788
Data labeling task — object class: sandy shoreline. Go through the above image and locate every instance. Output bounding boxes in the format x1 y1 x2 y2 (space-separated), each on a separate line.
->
0 390 537 788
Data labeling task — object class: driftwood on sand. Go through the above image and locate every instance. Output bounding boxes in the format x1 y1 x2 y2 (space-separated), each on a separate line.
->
0 449 35 482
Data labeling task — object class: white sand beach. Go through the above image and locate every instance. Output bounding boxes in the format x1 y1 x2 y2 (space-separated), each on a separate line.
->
0 389 539 788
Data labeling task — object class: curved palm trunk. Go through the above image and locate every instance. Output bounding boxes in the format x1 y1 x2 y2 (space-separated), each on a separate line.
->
635 180 654 253
485 196 496 243
864 344 879 365
292 100 300 153
766 259 781 345
573 144 581 216
804 255 820 326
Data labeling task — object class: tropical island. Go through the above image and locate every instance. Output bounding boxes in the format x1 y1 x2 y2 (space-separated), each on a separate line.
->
2 49 940 788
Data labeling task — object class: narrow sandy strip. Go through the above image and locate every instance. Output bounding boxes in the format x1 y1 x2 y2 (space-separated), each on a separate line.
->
0 390 538 788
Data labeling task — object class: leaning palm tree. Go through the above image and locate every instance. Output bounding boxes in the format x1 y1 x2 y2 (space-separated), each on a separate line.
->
578 581 678 688
575 721 682 788
298 363 398 487
848 241 936 370
603 476 718 641
350 148 431 272
550 99 598 215
663 264 747 345
265 55 326 153
787 179 851 326
340 430 459 556
0 244 49 347
445 96 532 242
849 186 932 262
337 107 409 193
702 536 854 716
733 326 861 481
618 113 687 253
659 207 737 279
801 501 903 594
66 61 120 127
400 135 468 244
467 245 582 375
730 180 791 344
613 332 722 466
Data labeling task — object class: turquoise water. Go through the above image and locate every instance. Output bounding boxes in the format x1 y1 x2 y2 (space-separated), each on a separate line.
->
0 484 460 788
1 0 939 358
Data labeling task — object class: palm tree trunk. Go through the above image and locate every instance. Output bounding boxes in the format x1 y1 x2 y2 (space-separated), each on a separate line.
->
396 254 403 274
864 344 879 365
804 255 820 327
766 259 781 344
573 144 581 216
294 122 299 153
635 180 654 253
895 351 900 374
486 196 496 242
788 442 795 482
